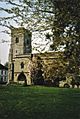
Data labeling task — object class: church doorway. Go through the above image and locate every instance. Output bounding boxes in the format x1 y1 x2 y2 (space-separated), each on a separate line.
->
17 72 27 85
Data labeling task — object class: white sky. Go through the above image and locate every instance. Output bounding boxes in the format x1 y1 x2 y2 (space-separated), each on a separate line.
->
0 1 11 64
0 42 10 65
0 27 10 65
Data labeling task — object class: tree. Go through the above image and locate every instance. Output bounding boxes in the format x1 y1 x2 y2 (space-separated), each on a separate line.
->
28 55 44 85
4 62 8 68
51 0 80 80
43 52 67 87
0 0 54 31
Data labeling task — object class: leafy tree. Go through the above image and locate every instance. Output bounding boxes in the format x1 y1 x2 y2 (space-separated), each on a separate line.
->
28 55 44 85
43 53 67 86
0 0 54 31
4 62 8 68
51 0 80 79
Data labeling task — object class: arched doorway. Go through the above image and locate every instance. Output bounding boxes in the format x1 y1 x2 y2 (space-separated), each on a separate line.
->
17 72 27 85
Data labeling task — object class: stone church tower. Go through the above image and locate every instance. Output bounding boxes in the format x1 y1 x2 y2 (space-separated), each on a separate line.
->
8 27 32 85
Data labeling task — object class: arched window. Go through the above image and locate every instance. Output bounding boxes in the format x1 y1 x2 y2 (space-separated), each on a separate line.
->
20 62 24 69
15 37 19 43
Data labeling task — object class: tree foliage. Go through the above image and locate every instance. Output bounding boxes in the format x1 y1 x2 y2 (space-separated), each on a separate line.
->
28 55 44 85
43 52 67 86
0 0 54 31
51 0 80 77
4 62 8 68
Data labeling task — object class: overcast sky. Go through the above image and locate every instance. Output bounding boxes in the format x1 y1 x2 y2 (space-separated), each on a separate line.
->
0 26 10 65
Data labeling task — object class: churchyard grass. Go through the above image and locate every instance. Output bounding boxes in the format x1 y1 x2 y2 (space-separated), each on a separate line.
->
0 85 80 119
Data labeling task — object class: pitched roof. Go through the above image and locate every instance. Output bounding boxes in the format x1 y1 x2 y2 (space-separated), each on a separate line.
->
0 64 8 70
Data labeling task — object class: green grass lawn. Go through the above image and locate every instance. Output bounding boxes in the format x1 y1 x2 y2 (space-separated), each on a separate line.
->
0 85 80 119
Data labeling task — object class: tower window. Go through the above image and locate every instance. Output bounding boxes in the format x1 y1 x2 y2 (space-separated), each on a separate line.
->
15 37 19 43
26 39 29 45
21 62 24 69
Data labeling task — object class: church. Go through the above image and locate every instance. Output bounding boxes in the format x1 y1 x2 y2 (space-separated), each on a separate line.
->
8 27 64 85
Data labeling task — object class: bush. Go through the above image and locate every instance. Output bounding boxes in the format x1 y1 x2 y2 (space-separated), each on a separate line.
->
44 80 53 86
